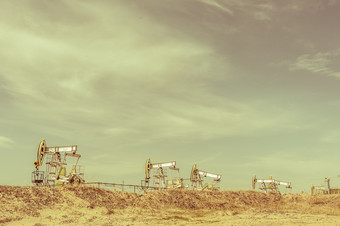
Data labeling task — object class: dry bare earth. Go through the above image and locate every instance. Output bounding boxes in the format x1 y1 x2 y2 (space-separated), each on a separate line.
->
1 186 340 225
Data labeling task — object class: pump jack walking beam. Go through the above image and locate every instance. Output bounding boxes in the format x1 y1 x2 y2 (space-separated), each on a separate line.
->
252 175 291 193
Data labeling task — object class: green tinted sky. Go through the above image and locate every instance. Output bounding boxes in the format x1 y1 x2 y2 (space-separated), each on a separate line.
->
1 0 340 192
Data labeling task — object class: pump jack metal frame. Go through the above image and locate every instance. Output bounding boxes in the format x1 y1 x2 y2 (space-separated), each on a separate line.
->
32 138 84 186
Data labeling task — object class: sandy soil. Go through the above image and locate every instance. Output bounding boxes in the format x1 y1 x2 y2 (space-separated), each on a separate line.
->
2 186 340 225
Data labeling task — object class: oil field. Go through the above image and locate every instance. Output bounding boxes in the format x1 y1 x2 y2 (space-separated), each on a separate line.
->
2 0 340 225
2 139 340 225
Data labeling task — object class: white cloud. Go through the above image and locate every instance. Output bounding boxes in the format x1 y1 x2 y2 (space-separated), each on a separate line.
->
0 136 14 148
295 39 315 51
199 0 234 15
290 49 340 78
0 0 229 107
283 0 338 13
253 11 271 21
320 129 340 143
99 96 304 146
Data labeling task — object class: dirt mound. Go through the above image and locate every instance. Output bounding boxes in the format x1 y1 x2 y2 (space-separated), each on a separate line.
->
0 186 281 211
2 186 340 225
136 189 282 210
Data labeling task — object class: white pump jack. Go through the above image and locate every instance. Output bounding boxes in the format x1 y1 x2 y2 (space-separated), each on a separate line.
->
252 175 292 193
190 163 222 190
144 158 184 189
32 138 84 186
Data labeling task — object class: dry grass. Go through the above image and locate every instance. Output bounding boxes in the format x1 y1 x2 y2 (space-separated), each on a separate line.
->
2 185 340 225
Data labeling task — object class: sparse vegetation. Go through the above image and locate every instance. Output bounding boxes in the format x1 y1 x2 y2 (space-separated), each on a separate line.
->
2 186 340 225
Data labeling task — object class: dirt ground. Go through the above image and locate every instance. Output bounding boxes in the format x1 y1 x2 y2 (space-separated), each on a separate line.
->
2 186 340 225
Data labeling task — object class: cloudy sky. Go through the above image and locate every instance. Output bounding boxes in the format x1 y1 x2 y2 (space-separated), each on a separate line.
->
1 0 340 192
